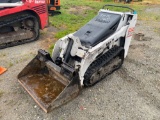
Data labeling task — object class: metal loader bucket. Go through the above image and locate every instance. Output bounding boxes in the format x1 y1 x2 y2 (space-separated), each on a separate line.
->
18 50 81 113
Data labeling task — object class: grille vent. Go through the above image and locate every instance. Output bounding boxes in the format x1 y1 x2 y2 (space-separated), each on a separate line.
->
32 4 46 14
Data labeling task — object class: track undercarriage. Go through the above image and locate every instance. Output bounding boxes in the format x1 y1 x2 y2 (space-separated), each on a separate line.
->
0 12 39 49
84 46 124 86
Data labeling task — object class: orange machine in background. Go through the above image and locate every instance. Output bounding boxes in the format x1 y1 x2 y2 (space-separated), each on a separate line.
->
47 0 60 15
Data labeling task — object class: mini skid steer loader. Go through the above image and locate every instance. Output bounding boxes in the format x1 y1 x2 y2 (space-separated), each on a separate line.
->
18 5 137 113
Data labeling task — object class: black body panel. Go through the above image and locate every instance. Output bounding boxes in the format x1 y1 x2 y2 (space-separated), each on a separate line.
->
74 12 121 47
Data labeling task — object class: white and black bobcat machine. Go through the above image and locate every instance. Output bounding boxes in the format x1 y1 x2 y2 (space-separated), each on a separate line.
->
18 5 137 113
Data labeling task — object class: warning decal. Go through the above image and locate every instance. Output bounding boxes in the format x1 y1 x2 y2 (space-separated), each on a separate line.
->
127 27 134 37
26 0 45 4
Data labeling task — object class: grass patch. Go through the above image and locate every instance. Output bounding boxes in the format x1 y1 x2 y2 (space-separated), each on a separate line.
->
0 53 6 57
49 44 55 54
8 62 13 67
154 28 160 35
40 30 47 35
0 90 4 98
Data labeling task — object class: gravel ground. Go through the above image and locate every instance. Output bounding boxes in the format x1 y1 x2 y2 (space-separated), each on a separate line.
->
0 9 160 120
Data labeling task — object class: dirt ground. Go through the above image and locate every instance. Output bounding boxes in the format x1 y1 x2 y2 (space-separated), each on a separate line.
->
0 6 160 120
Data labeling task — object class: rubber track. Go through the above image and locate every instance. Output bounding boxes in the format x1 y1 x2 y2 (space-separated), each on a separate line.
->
84 46 124 87
0 14 39 49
